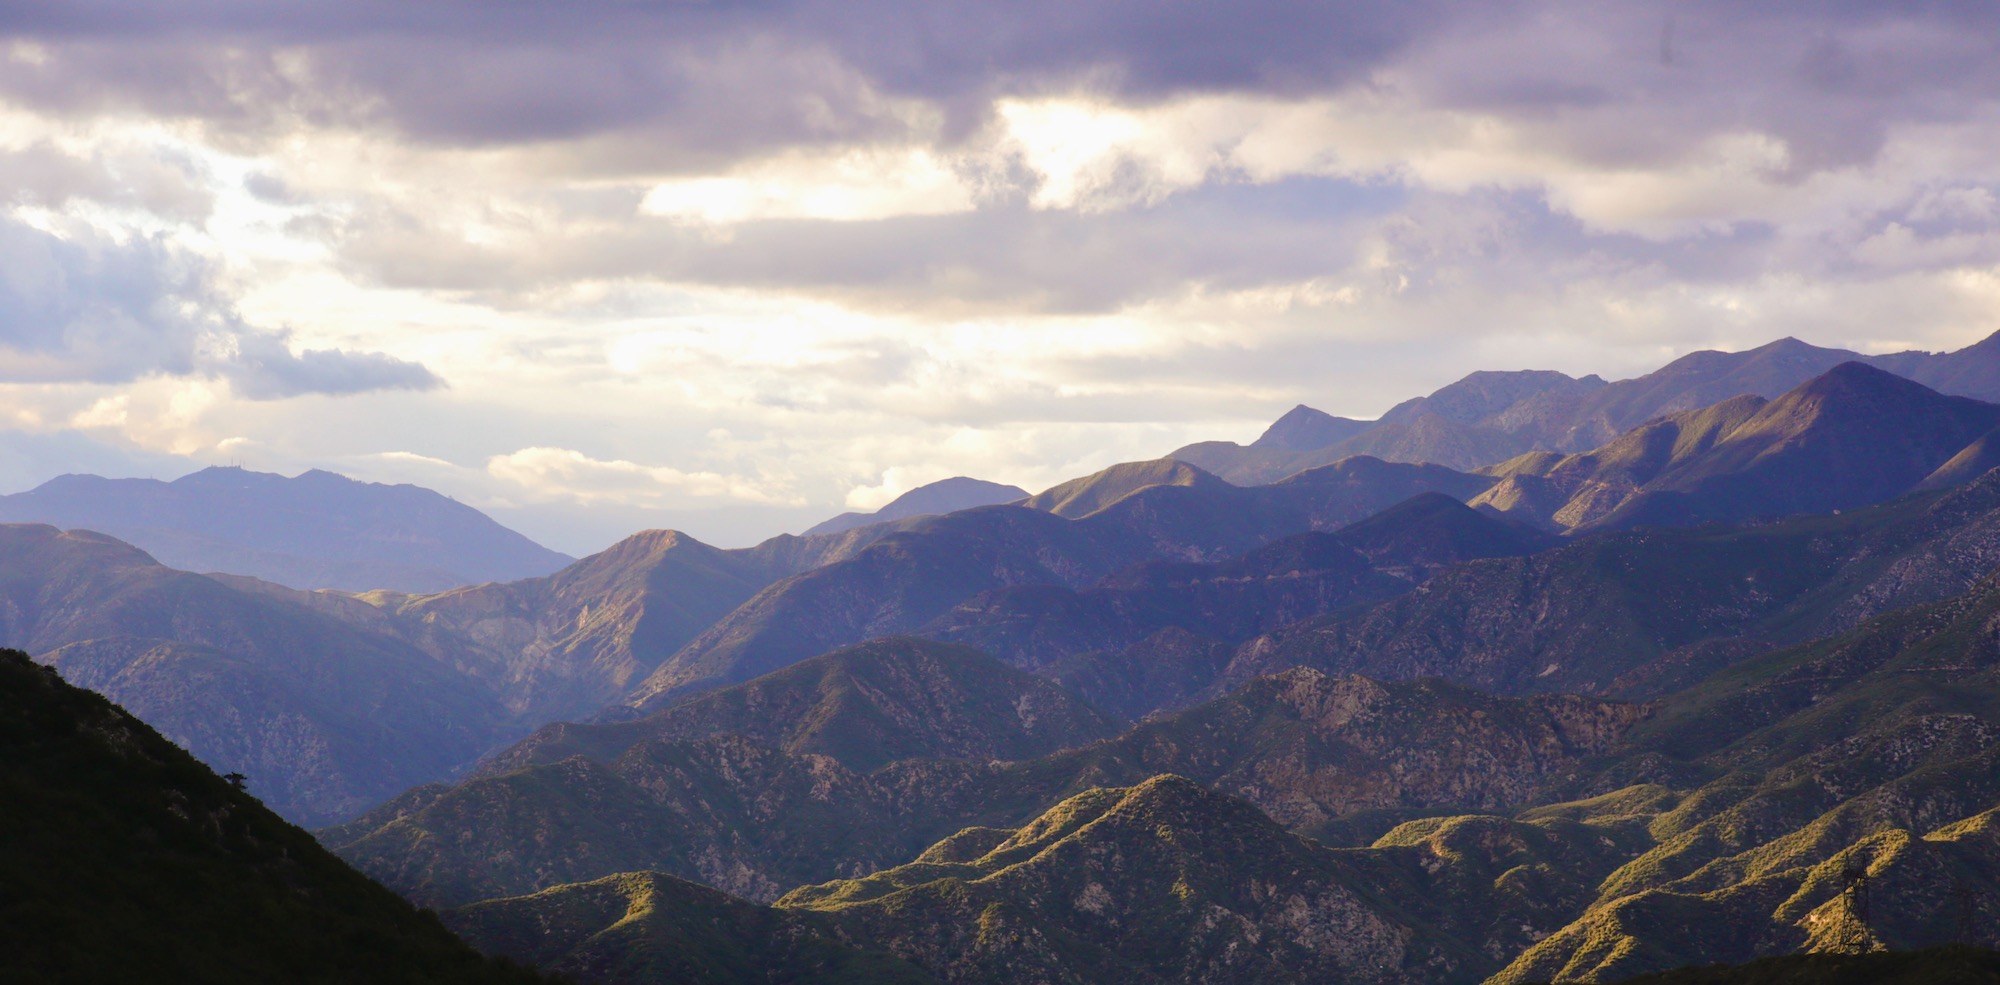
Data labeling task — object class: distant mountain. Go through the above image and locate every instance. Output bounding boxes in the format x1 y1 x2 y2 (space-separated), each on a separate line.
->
446 871 933 985
326 661 1636 907
482 637 1125 776
621 457 1494 709
1471 363 2000 533
0 466 573 593
1175 331 2000 482
803 477 1028 537
0 647 552 985
0 523 521 824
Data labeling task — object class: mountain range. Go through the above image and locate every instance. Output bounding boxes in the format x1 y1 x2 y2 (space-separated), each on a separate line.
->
1176 332 2000 480
619 455 1494 708
15 336 2000 984
15 362 2000 831
0 466 574 593
330 523 2000 983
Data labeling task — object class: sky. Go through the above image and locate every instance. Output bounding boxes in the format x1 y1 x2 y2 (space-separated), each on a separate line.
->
1 1 1999 554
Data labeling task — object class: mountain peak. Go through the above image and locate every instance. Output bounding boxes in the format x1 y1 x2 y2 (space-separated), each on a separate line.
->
1252 404 1374 451
1023 457 1228 519
803 476 1029 536
1758 360 1949 422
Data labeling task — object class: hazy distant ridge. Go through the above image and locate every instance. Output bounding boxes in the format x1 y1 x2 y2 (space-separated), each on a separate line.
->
0 466 574 593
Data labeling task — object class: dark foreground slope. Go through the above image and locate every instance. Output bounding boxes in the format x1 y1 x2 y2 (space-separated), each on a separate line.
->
0 647 554 985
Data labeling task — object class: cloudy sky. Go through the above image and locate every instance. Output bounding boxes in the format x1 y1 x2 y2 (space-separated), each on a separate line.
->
2 0 1998 552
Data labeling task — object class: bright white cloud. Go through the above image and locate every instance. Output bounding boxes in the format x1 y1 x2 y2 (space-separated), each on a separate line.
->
640 146 975 223
486 446 802 508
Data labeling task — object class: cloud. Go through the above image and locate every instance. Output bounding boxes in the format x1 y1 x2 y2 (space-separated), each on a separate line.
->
218 330 443 399
0 140 214 220
0 214 442 399
7 0 2000 554
486 446 801 508
0 0 1450 154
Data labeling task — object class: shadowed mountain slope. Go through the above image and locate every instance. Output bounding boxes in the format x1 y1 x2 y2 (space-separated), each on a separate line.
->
0 524 516 825
621 457 1494 709
1473 364 2000 533
0 647 553 985
919 494 1552 713
481 637 1125 776
1222 464 2000 700
804 477 1028 537
0 466 572 593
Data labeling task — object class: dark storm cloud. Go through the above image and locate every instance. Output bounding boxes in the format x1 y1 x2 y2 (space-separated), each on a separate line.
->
0 215 442 398
4 0 1994 185
0 0 1485 165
